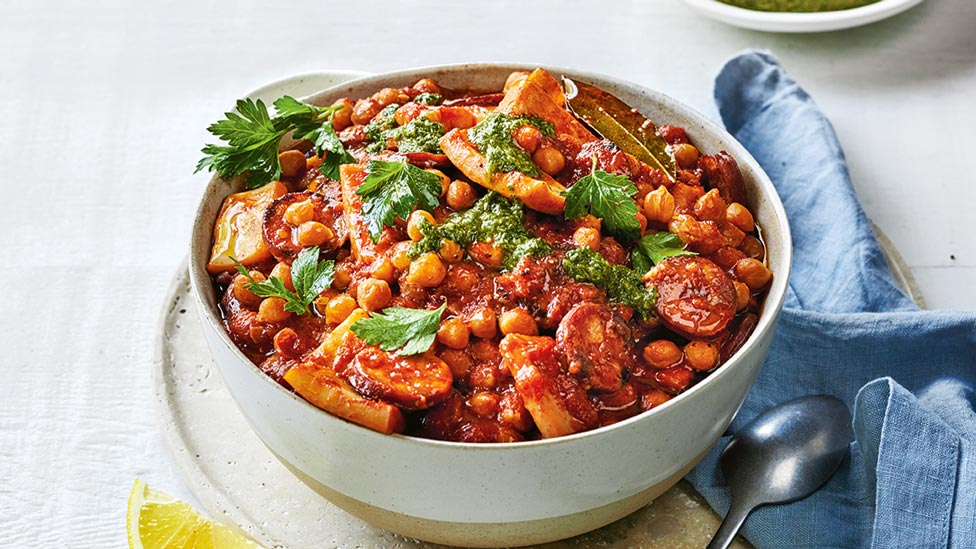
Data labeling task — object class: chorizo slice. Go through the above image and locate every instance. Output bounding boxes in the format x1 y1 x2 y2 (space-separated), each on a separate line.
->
284 362 405 435
699 152 749 207
644 256 736 339
499 334 598 438
343 348 454 411
262 191 348 262
555 303 634 393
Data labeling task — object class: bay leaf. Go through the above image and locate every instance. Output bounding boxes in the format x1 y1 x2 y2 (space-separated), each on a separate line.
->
564 78 676 180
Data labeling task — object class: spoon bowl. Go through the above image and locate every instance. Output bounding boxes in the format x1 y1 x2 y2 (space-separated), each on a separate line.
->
708 395 852 549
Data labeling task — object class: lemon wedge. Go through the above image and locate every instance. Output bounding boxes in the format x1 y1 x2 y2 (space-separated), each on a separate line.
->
127 479 263 549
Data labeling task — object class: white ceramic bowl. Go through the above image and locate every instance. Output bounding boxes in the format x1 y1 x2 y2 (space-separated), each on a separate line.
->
188 64 792 547
681 0 926 32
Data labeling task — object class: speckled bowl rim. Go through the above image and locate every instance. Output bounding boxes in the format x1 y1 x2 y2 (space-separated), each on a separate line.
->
188 63 793 451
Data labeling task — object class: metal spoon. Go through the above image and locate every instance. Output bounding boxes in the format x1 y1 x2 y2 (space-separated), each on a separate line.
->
706 395 852 549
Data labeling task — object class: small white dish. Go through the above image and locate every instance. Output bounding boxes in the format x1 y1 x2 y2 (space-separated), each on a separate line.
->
681 0 926 32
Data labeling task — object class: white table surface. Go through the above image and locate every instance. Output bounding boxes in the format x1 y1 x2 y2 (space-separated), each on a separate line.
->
1 0 973 546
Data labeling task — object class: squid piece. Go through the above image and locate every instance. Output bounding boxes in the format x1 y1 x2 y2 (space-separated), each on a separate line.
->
499 334 598 438
497 69 595 144
207 180 288 274
284 362 405 435
338 164 402 263
308 308 369 366
439 129 566 215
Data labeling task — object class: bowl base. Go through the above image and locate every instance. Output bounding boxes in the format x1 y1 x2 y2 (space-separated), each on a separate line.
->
272 447 709 547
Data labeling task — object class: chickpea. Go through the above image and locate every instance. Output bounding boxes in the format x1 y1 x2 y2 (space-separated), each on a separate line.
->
257 297 291 323
437 318 471 350
734 258 773 290
468 241 504 269
406 252 447 287
446 180 477 210
684 340 720 371
446 264 479 293
734 281 751 311
231 272 264 308
391 241 413 271
467 308 497 339
439 240 464 263
694 189 727 223
467 391 500 419
505 71 529 91
273 327 303 358
498 308 538 336
643 185 676 225
325 294 358 324
642 340 682 369
370 257 396 282
270 262 294 291
426 169 450 196
407 210 435 242
726 202 755 233
330 98 355 131
740 235 765 260
296 221 334 247
573 226 601 251
655 366 694 393
332 265 351 290
412 78 441 95
278 150 307 179
641 390 672 410
514 125 543 154
532 146 565 175
357 279 392 312
284 199 315 226
373 87 406 107
351 98 382 126
672 143 700 169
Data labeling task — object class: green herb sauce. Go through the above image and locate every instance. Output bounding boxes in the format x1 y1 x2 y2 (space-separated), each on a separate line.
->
467 112 555 177
366 105 446 154
719 0 879 11
410 192 551 269
413 93 443 106
563 247 657 320
385 118 446 154
364 104 399 148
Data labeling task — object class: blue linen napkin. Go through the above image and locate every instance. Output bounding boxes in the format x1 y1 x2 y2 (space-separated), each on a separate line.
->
685 51 976 549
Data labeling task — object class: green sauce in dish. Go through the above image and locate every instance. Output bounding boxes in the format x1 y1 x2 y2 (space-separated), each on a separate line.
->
719 0 879 11
563 247 657 320
467 112 554 177
410 192 551 270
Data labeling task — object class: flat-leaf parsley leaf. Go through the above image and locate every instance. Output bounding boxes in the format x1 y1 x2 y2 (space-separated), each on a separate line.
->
350 304 446 356
233 246 335 315
197 96 353 188
563 155 640 240
356 160 442 243
631 231 696 274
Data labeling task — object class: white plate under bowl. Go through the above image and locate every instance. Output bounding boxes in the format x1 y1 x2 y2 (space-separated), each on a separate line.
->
681 0 926 32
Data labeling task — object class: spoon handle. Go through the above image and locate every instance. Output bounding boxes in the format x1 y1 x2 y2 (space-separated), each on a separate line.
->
706 501 753 549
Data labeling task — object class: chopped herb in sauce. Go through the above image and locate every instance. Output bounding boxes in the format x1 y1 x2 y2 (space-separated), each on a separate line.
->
563 247 657 320
411 192 551 269
382 117 445 154
467 112 554 177
413 93 443 106
364 104 400 148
